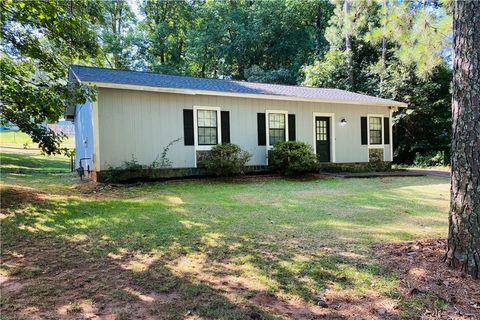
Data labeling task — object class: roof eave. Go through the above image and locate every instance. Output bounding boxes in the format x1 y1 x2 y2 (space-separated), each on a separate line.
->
84 81 408 108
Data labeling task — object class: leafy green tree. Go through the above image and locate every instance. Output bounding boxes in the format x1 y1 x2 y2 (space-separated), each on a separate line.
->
323 0 382 90
168 0 333 82
244 65 297 85
135 0 334 82
181 0 255 78
303 50 351 89
383 63 452 163
302 0 335 60
245 0 319 80
0 0 102 154
185 2 226 77
139 0 192 74
367 0 453 163
303 0 381 92
100 0 137 69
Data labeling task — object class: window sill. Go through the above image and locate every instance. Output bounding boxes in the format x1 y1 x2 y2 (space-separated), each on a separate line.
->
196 145 216 151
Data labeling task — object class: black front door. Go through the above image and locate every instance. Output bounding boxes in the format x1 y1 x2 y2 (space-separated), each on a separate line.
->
315 117 330 162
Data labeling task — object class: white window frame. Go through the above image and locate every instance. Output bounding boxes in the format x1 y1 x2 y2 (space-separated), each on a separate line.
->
367 114 385 161
193 106 221 167
312 112 336 163
264 110 288 165
266 110 289 149
367 114 384 148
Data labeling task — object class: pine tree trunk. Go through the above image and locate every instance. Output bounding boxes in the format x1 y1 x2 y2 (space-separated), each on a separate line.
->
380 0 388 95
315 5 323 58
445 0 480 279
343 0 354 89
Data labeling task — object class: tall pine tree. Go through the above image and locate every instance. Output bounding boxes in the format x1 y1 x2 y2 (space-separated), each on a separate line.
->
445 0 479 279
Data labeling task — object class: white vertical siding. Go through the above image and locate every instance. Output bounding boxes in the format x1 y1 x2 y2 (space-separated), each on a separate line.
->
74 101 94 170
95 88 392 170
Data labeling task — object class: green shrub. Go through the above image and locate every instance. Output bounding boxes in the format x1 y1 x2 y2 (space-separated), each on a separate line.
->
122 155 143 170
269 141 318 175
414 151 446 167
204 143 251 176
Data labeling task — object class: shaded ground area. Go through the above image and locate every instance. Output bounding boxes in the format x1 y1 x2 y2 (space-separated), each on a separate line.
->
0 152 72 173
2 151 474 319
405 169 450 178
375 239 480 319
1 228 395 319
328 169 449 179
327 171 426 178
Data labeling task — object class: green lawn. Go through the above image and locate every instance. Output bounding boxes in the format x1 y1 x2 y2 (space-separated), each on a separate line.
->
1 152 72 173
0 130 74 149
0 152 451 319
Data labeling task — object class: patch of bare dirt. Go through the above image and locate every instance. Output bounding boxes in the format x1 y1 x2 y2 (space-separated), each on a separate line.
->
71 180 102 193
0 186 47 209
1 237 182 320
251 290 399 320
375 238 480 319
71 181 124 196
70 181 141 200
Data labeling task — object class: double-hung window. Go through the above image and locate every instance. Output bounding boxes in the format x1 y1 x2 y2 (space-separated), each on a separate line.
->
197 109 218 145
369 116 382 145
268 113 286 145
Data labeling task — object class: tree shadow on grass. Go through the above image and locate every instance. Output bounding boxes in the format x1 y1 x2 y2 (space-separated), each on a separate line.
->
1 235 275 319
0 188 405 319
0 207 361 319
1 152 70 173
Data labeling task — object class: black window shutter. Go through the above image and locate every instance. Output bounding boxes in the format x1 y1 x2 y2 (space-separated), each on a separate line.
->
288 114 296 141
361 116 368 145
183 109 194 145
384 117 390 144
221 111 230 143
257 113 266 146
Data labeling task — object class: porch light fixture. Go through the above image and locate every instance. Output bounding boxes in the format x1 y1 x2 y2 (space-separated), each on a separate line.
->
340 118 347 126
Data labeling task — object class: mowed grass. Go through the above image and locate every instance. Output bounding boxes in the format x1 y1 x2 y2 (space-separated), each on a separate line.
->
0 152 451 319
0 130 74 149
0 152 72 173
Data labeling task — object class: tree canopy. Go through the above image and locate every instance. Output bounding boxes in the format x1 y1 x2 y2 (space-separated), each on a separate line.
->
1 0 102 154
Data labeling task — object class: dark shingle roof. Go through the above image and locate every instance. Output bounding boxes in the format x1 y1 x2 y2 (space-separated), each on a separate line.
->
69 65 406 107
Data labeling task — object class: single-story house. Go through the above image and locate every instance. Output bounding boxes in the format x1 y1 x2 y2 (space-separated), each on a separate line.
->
66 65 406 181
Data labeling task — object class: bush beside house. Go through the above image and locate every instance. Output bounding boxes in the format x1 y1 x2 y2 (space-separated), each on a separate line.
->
204 143 252 176
269 141 318 175
96 141 393 183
